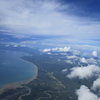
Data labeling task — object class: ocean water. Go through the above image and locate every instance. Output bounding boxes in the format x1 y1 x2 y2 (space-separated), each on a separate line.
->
0 50 36 89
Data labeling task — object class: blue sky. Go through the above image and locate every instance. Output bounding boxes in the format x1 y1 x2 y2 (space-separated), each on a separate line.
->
0 0 100 50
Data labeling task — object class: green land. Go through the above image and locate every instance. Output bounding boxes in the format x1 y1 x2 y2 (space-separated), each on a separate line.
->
0 50 96 100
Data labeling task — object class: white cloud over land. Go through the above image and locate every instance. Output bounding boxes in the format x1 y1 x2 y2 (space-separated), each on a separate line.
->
92 51 98 57
67 55 78 59
80 57 97 64
65 60 73 64
80 58 87 63
42 47 71 52
76 85 100 100
67 65 100 79
91 78 100 91
62 69 68 73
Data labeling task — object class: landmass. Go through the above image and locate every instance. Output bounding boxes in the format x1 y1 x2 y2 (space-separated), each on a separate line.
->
0 50 95 100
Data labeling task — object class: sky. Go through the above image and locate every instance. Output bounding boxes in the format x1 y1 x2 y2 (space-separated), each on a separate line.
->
0 1 100 99
0 0 100 49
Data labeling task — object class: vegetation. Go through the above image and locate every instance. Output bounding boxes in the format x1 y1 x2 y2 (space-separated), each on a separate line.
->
0 50 96 100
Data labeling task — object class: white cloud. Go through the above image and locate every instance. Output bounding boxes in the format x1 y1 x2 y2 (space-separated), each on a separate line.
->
82 52 91 57
20 41 36 44
42 49 51 52
62 69 68 73
0 0 100 45
13 44 18 47
0 29 12 32
3 41 36 48
87 58 97 64
52 47 71 52
60 53 67 55
76 85 100 100
47 52 51 55
57 47 71 52
42 47 71 52
5 44 10 47
79 57 97 64
91 78 100 91
65 60 73 64
92 51 98 57
72 50 80 55
80 58 87 63
0 0 77 36
51 47 59 51
67 56 78 59
71 44 100 51
67 65 100 79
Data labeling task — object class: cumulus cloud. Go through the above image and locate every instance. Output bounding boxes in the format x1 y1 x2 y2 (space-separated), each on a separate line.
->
92 51 98 57
67 65 100 79
79 57 97 64
51 47 71 52
62 69 68 73
65 60 73 64
80 58 87 63
87 58 97 64
42 47 71 52
42 49 51 52
72 50 80 55
76 85 100 100
51 47 59 51
57 47 71 52
60 53 67 55
67 56 78 59
91 78 100 91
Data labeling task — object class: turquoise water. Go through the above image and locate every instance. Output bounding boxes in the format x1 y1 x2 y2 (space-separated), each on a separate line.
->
0 50 36 89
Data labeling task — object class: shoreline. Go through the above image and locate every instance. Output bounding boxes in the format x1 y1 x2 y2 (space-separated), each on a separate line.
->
0 60 38 94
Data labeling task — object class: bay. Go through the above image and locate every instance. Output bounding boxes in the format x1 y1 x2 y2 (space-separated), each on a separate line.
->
0 50 36 89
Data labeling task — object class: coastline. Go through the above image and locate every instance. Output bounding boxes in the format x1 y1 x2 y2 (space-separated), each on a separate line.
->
0 61 38 94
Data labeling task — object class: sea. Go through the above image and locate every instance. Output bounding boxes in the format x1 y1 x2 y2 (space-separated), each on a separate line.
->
0 50 36 89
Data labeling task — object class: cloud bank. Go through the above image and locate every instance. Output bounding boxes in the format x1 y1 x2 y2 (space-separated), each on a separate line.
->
0 0 100 47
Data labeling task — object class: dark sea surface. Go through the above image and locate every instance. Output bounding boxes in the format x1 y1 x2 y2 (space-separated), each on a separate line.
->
0 50 36 89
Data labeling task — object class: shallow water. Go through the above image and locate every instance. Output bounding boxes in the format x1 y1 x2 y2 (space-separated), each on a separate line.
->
0 50 35 89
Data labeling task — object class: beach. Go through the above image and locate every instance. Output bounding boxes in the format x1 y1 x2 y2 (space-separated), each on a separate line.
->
0 62 38 95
